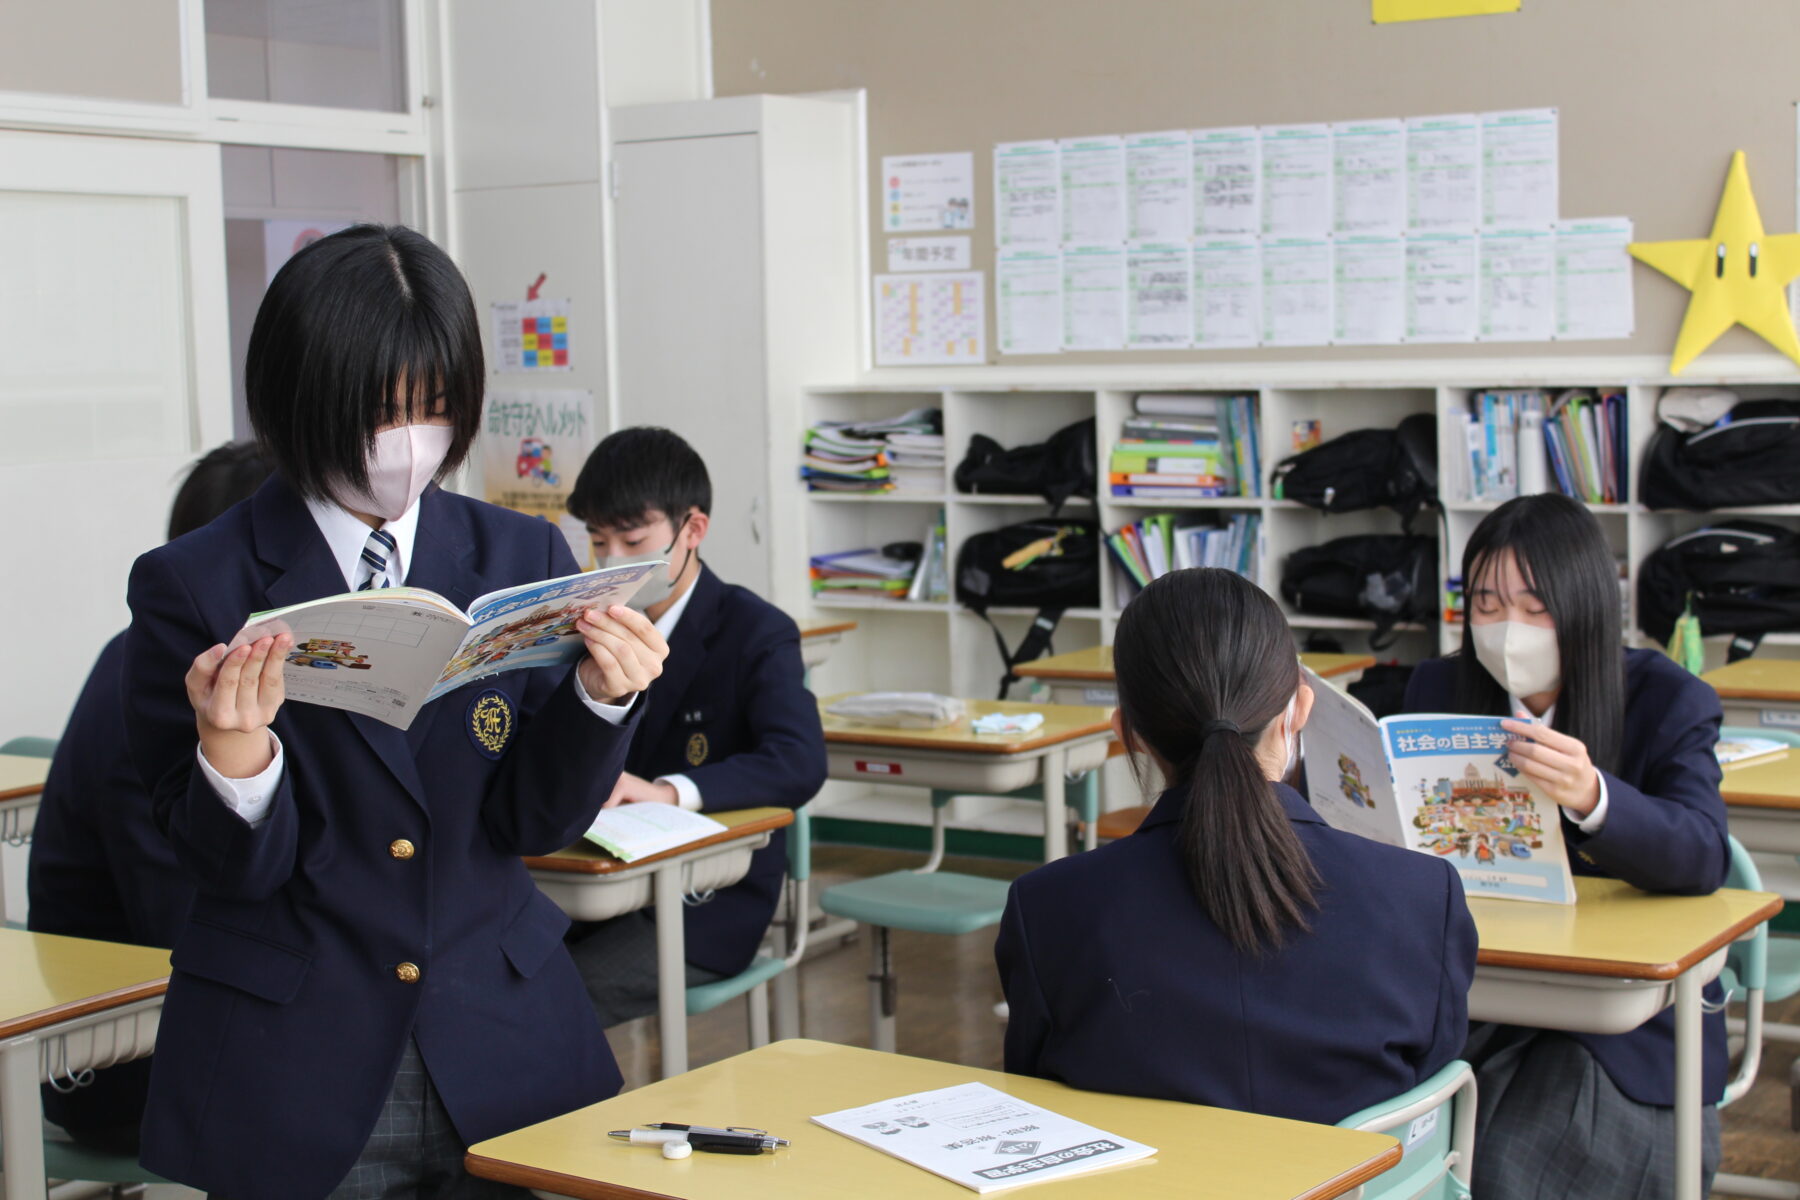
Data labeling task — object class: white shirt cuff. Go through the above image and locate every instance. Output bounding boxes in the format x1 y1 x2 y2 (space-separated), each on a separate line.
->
1563 770 1609 835
571 665 635 725
657 773 703 811
197 732 285 827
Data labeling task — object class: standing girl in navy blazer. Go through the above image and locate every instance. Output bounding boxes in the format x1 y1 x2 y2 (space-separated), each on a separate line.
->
1403 493 1729 1199
122 226 668 1199
996 568 1476 1125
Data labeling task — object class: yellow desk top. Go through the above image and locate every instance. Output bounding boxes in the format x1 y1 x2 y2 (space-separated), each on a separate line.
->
1704 658 1800 702
1012 646 1376 683
465 1040 1399 1200
0 753 50 802
799 619 859 639
820 698 1114 755
1470 877 1781 980
0 929 170 1041
1720 754 1800 810
525 808 793 875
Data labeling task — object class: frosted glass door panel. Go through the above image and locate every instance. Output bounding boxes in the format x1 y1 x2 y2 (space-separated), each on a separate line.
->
0 191 195 465
206 0 407 112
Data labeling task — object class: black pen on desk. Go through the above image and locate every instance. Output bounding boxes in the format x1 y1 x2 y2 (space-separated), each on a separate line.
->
608 1125 790 1154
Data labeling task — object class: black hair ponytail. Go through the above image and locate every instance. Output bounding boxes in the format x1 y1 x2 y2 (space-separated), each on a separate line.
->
1114 568 1320 955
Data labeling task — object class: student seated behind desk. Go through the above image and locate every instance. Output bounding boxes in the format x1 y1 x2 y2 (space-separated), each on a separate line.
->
996 568 1476 1124
26 441 270 1154
563 427 826 1025
1403 493 1730 1200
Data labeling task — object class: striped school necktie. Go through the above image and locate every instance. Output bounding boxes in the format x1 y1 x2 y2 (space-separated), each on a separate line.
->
358 527 398 591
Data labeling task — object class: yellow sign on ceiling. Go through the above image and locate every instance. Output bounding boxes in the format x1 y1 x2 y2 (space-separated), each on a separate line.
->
1373 0 1520 23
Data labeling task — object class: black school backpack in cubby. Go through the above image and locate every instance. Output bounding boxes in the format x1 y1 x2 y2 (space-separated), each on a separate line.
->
955 518 1100 699
1637 521 1800 659
954 418 1097 508
1270 414 1438 530
1279 534 1436 650
1640 399 1800 510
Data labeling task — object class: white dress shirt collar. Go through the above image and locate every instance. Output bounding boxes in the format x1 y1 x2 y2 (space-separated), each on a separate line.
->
652 571 698 640
303 494 423 589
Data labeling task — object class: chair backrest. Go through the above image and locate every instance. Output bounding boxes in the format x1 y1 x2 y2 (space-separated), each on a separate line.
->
1336 1059 1475 1200
0 736 56 758
1721 724 1800 749
787 806 811 883
1720 835 1770 1109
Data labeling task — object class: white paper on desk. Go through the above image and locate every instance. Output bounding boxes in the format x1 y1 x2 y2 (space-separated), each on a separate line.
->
1262 236 1332 346
1192 236 1261 349
1555 217 1634 341
1061 243 1126 351
582 804 728 863
1260 124 1332 237
997 249 1062 356
995 140 1061 248
1125 130 1191 243
812 1082 1155 1194
1481 108 1558 227
1406 231 1478 343
1193 126 1260 236
1479 225 1556 342
1333 119 1405 236
1127 242 1191 349
1333 234 1405 345
1059 136 1127 244
1407 114 1481 233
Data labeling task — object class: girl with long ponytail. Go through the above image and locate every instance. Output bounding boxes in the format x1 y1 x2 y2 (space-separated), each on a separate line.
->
995 567 1476 1124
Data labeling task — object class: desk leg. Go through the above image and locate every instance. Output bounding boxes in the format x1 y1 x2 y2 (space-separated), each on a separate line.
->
1674 970 1701 1200
653 864 689 1080
1 1032 44 1200
1042 749 1068 863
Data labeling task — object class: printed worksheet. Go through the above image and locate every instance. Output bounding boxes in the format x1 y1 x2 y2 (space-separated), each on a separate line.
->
1059 136 1127 244
1260 124 1333 237
996 249 1063 355
1479 225 1556 341
1061 243 1127 351
1555 217 1634 341
1126 242 1191 348
1407 113 1481 232
874 272 987 365
994 141 1061 247
1261 236 1333 346
1125 130 1192 242
1333 119 1406 236
883 152 975 232
1481 108 1558 227
1332 234 1405 344
1405 231 1479 343
1192 126 1260 236
1192 236 1262 349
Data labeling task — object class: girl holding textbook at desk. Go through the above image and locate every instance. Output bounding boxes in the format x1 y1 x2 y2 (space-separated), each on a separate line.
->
995 567 1476 1125
121 226 668 1200
1403 493 1729 1199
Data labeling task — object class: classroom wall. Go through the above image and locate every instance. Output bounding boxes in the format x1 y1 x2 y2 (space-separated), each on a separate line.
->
0 0 184 105
711 0 1800 368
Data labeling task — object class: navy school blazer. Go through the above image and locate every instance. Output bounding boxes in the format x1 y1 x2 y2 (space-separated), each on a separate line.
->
27 632 192 1136
122 478 634 1200
996 782 1477 1126
626 565 826 977
1404 649 1730 1107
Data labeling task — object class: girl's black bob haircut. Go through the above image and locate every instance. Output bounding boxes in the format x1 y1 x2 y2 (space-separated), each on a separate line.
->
245 224 484 500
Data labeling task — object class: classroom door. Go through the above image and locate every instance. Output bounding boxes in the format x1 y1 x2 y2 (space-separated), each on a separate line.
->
611 132 771 597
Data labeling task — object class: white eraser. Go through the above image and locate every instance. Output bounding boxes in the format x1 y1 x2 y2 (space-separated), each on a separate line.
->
661 1139 693 1160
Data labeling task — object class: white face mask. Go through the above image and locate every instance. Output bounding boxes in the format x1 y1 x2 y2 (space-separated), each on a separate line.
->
1472 620 1562 698
331 424 454 523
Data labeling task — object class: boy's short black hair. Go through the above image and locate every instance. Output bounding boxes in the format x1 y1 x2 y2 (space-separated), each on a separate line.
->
245 224 484 500
168 441 273 540
567 426 712 530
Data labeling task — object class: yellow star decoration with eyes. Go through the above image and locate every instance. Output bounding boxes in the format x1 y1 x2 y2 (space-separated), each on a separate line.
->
1629 151 1800 375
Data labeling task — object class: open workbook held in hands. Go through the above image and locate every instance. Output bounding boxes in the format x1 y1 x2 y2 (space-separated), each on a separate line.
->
230 561 664 730
1298 665 1576 904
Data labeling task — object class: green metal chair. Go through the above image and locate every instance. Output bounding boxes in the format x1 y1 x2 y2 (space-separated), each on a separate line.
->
1335 1059 1475 1200
817 791 1012 1053
0 736 56 758
683 807 813 1049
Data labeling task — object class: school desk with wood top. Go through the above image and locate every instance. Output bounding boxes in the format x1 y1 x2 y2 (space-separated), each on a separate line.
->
525 808 794 1080
818 699 1114 862
798 619 857 671
1718 752 1800 868
1013 647 1378 706
464 1038 1400 1200
0 929 169 1200
0 753 49 928
1467 877 1781 1200
1705 658 1800 732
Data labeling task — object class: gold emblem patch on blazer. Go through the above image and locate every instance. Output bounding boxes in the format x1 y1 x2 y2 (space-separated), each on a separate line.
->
686 732 710 766
468 690 515 760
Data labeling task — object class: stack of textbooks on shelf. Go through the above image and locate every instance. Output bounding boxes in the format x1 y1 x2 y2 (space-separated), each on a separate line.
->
1107 511 1261 598
1110 394 1260 500
1456 388 1626 505
809 548 920 599
801 408 943 494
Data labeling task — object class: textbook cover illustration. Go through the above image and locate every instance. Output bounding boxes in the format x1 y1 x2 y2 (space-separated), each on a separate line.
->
1299 666 1575 905
230 561 664 730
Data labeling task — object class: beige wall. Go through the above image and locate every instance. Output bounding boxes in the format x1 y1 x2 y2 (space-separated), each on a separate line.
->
713 0 1800 366
0 0 184 105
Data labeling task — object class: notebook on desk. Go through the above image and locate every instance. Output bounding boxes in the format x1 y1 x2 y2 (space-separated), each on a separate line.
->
583 804 728 862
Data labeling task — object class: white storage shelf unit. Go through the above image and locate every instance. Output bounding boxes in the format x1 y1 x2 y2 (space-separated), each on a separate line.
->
801 358 1800 707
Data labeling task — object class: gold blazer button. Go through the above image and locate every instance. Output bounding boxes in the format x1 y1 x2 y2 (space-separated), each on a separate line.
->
389 839 416 860
395 962 421 984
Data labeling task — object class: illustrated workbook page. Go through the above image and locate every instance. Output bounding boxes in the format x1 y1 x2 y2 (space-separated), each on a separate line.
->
812 1082 1154 1194
1298 666 1404 846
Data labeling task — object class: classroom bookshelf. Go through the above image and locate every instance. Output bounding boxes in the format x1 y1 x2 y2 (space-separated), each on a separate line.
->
798 356 1800 841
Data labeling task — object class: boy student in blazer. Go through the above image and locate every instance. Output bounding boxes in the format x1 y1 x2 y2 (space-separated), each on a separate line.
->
1404 493 1730 1200
122 225 668 1200
996 568 1476 1125
562 427 826 1026
28 441 270 1154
